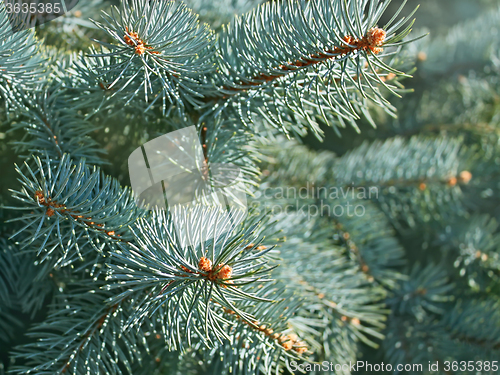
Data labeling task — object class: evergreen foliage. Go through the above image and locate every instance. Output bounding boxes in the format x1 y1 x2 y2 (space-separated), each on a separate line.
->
1 0 499 374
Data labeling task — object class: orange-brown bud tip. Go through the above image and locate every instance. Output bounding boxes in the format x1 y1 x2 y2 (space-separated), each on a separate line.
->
281 340 293 351
367 27 386 47
198 257 212 272
458 170 472 184
217 264 233 279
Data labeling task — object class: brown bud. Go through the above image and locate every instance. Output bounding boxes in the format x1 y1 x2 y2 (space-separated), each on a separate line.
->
278 335 288 343
447 177 457 187
458 171 472 184
386 73 396 81
367 27 386 46
281 340 293 351
135 44 146 55
217 264 233 279
198 257 212 272
35 191 45 204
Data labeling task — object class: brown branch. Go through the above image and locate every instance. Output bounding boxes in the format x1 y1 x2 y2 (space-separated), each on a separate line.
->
376 170 473 190
318 218 374 281
200 125 208 162
221 306 308 354
34 190 127 243
213 27 387 100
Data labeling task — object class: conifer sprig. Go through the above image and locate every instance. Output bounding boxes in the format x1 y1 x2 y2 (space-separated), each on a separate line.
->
105 208 281 347
6 154 143 279
213 0 421 135
91 0 217 110
0 8 47 97
8 88 106 164
11 284 145 375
